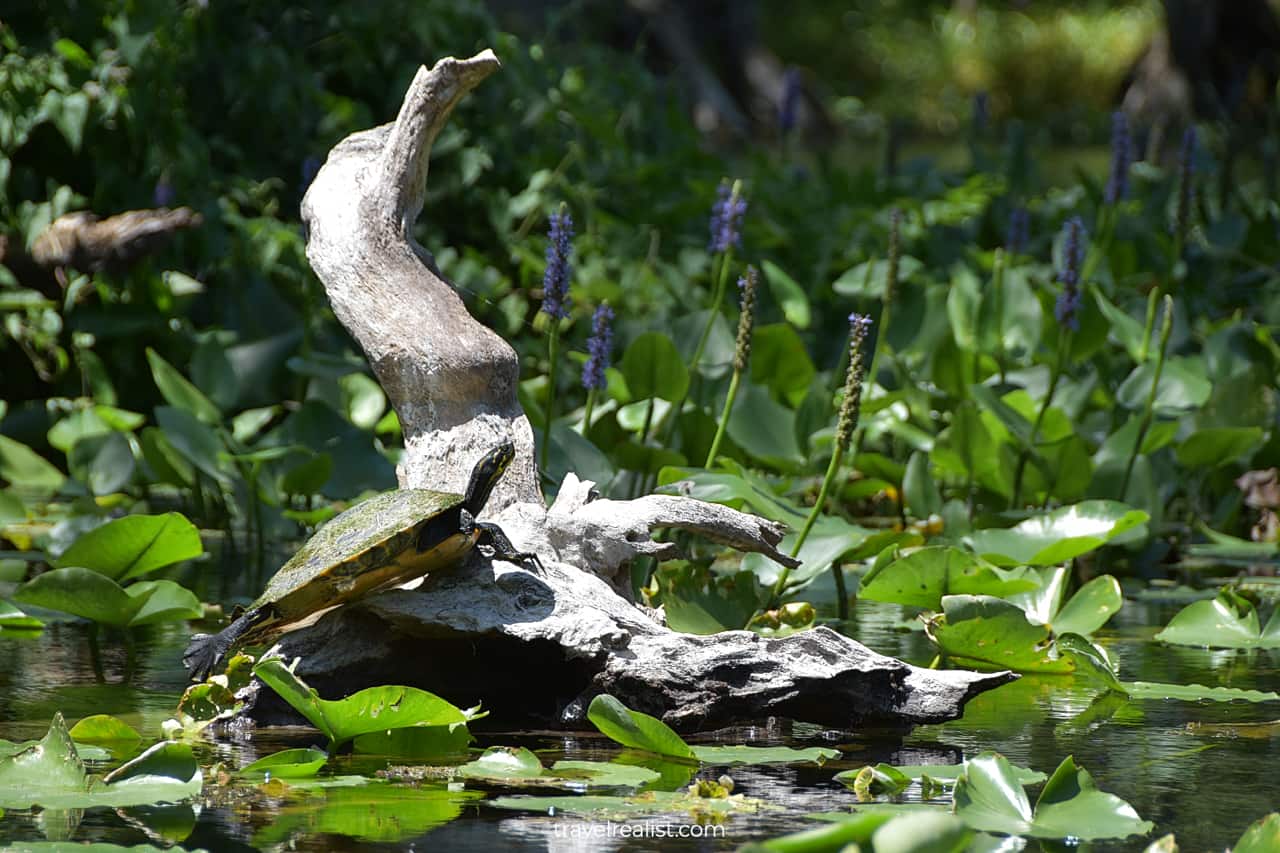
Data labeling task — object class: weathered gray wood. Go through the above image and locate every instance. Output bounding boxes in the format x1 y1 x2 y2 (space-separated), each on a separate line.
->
277 49 1015 733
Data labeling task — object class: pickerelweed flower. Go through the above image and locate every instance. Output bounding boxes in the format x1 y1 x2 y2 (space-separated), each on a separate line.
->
733 267 758 373
1174 126 1197 241
708 179 747 254
1054 217 1087 330
1105 111 1131 205
582 303 614 391
836 313 874 449
542 209 573 320
1006 206 1030 254
153 179 175 208
778 68 801 135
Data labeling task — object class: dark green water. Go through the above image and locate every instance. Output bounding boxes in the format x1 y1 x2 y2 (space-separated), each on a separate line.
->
1 597 1277 851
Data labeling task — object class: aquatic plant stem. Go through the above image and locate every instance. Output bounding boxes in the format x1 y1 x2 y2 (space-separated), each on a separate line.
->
1138 287 1160 362
539 323 560 472
768 442 846 609
1010 330 1069 509
1120 295 1174 501
705 369 741 467
580 388 597 435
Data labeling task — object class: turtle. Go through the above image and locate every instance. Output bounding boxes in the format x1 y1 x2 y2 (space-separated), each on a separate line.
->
182 441 541 681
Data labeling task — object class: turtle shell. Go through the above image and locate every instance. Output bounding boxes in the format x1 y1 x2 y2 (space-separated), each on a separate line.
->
252 488 475 629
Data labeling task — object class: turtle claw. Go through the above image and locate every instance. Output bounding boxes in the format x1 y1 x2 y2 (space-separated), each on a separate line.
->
476 521 544 573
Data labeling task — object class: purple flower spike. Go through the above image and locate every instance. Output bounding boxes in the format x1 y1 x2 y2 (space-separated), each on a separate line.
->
708 180 747 254
1054 217 1087 331
153 179 175 208
582 303 614 391
1006 206 1030 255
542 209 573 320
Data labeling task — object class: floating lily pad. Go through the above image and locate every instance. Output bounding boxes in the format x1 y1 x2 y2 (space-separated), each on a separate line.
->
587 695 697 762
1154 589 1280 649
835 761 1046 794
925 595 1073 673
452 747 660 791
859 546 1040 610
487 788 763 820
251 780 482 845
0 714 200 809
953 752 1152 840
68 715 142 749
1234 813 1280 853
53 512 203 582
254 658 482 749
690 745 839 765
238 747 328 779
968 501 1149 567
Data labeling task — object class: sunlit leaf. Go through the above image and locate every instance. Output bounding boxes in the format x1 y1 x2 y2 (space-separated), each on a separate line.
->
1154 590 1280 649
586 695 696 761
926 595 1073 673
55 512 202 581
968 501 1149 567
238 748 328 779
860 547 1040 610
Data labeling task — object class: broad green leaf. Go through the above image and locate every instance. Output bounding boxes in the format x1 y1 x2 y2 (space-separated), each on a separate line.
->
832 256 923 298
751 811 898 851
352 724 472 758
279 453 333 496
947 264 983 351
1052 574 1123 637
1091 285 1148 362
1029 755 1154 840
68 715 142 747
859 547 1039 610
238 747 328 779
0 599 43 630
659 566 761 634
125 580 203 626
457 746 545 781
751 323 816 401
872 811 973 853
549 760 661 789
69 431 135 495
954 752 1151 840
968 501 1149 567
902 451 942 520
690 745 838 765
1235 813 1280 853
14 567 145 628
146 348 221 423
487 788 760 819
1057 633 1125 692
727 381 804 469
836 761 1045 788
0 434 65 496
95 741 202 806
657 466 806 526
1175 426 1264 468
1116 356 1211 414
155 405 227 483
138 426 194 487
760 260 811 329
1154 590 1280 649
55 512 202 581
254 658 481 748
620 332 689 401
0 712 85 807
340 372 387 430
926 595 1074 673
586 695 696 761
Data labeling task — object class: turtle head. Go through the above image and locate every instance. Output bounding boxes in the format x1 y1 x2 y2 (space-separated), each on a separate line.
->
464 441 515 513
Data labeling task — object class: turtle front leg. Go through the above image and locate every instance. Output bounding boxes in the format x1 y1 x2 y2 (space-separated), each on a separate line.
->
475 521 544 573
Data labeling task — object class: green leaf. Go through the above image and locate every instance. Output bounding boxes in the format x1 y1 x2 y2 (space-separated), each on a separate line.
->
279 452 333 496
352 723 472 758
138 426 194 487
1116 356 1211 414
726 381 804 469
1091 285 1148 362
487 788 760 819
968 501 1149 567
13 567 144 628
55 512 202 581
1234 813 1280 853
954 752 1151 840
1052 574 1123 636
620 332 689 401
0 712 85 807
68 431 135 495
0 599 43 630
253 658 481 748
238 747 328 779
926 595 1074 673
859 547 1039 610
0 434 65 496
146 348 221 424
902 451 942 519
871 811 973 853
457 746 546 781
154 405 227 483
1154 590 1280 649
68 715 142 747
760 260 811 329
751 323 816 401
836 761 1045 788
124 580 203 626
52 91 89 151
586 694 696 761
1175 426 1264 468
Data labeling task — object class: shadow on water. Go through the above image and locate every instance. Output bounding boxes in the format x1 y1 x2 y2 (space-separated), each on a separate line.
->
1 593 1278 850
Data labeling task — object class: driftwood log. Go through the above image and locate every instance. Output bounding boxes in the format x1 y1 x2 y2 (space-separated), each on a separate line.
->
259 49 1014 732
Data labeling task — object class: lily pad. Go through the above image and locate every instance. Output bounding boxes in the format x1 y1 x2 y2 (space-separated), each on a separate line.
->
953 752 1152 840
251 780 482 845
968 501 1149 567
54 512 203 581
1154 589 1280 649
690 745 839 765
835 761 1046 793
254 657 483 749
859 546 1040 610
1234 813 1280 853
454 747 660 790
487 788 762 819
68 715 142 748
925 595 1074 673
238 747 328 779
587 694 697 762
